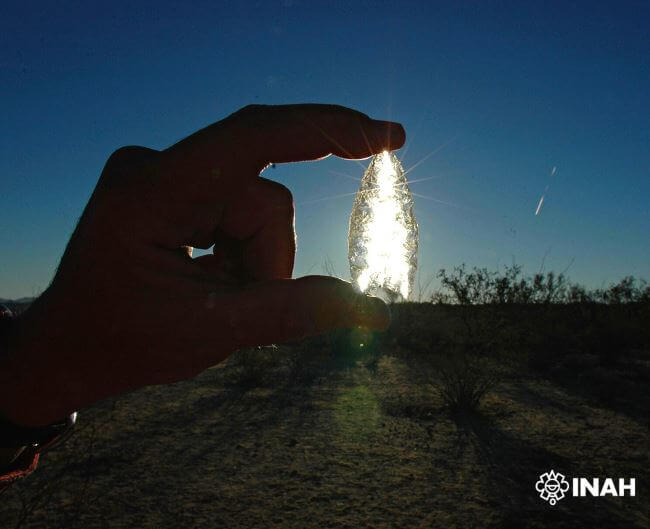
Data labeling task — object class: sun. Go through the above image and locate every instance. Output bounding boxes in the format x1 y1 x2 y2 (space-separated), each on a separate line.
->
348 150 418 300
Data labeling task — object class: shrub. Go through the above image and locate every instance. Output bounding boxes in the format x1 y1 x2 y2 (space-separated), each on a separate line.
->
431 265 649 307
436 350 498 414
227 346 280 388
284 344 329 385
432 264 573 305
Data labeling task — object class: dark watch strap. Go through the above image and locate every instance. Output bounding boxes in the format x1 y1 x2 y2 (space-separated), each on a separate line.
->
0 305 78 449
0 304 78 490
0 412 78 449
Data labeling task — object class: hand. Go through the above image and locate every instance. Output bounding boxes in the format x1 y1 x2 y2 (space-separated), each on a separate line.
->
0 104 405 426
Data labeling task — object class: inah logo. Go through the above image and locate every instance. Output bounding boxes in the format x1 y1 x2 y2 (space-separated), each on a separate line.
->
536 470 570 505
535 471 636 505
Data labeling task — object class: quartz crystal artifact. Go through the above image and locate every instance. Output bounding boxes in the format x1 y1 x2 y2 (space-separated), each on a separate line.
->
348 151 418 300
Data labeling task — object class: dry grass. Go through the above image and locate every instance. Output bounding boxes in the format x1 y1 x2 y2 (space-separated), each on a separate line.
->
1 305 648 528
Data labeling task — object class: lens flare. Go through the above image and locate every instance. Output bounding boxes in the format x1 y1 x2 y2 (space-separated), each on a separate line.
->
348 151 418 300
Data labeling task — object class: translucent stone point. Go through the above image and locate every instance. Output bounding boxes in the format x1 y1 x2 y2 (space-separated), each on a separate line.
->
348 151 419 301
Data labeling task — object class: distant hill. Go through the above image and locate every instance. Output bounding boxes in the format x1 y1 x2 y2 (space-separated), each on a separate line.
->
0 297 35 314
0 297 35 304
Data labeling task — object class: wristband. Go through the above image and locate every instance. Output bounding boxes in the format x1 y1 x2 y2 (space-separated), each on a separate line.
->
0 411 78 449
0 305 77 488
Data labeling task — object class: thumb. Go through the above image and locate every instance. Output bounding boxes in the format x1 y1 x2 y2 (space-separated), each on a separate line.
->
221 275 391 347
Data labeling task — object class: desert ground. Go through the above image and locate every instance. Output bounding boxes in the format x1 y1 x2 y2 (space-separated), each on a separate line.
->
1 302 648 528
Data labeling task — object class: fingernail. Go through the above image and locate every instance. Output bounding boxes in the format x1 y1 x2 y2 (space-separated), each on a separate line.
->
372 120 406 149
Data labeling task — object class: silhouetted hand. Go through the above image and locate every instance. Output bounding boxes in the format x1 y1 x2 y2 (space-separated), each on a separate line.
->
0 104 405 426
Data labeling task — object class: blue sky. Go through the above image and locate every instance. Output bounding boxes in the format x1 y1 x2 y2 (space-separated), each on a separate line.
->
1 1 649 299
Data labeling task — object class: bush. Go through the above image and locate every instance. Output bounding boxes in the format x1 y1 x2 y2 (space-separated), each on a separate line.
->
436 350 498 414
227 346 281 388
431 265 649 307
432 264 572 305
284 343 331 385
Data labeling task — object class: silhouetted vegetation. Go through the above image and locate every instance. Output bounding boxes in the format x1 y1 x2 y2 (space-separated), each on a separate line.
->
431 264 650 305
386 265 650 420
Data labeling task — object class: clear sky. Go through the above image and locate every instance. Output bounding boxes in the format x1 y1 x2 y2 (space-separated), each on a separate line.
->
1 1 649 299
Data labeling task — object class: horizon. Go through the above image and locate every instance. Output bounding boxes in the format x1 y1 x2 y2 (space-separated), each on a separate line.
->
2 263 647 304
2 1 649 299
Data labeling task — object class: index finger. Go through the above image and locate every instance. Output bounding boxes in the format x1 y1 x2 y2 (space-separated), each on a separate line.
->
163 104 406 176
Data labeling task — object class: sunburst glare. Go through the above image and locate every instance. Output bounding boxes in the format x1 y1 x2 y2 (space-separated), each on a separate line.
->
348 151 419 300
